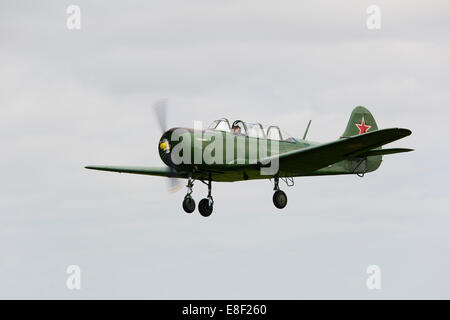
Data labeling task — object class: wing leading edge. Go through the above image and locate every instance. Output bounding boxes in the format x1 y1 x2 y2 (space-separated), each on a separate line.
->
85 166 186 178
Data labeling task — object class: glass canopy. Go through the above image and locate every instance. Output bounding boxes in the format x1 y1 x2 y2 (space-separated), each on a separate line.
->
207 118 297 142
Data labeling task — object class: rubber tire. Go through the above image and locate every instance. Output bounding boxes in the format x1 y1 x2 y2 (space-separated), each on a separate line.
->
198 198 213 217
182 197 196 213
273 190 287 209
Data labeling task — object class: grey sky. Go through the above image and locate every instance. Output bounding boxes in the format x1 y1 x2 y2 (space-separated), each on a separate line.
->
0 0 449 299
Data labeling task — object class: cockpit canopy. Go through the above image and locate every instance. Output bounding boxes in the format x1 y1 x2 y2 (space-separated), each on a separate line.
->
207 118 297 142
207 118 232 133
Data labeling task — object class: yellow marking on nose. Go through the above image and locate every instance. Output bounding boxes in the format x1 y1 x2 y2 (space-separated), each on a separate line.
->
159 142 167 150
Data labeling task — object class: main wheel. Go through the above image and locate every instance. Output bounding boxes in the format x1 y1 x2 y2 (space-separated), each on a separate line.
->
198 198 213 217
182 196 196 213
273 190 287 209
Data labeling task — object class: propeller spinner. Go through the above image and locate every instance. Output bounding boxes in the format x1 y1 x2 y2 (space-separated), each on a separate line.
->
152 98 183 193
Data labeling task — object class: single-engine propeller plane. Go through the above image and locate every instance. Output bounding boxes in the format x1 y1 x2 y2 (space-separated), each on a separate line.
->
86 101 413 217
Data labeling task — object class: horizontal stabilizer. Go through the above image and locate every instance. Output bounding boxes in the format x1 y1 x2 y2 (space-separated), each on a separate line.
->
358 148 414 157
263 127 412 173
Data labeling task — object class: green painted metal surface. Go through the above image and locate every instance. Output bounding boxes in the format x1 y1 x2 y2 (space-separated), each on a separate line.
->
85 106 413 182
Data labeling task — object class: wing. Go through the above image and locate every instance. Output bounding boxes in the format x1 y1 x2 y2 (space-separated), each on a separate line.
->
85 166 187 178
268 128 412 173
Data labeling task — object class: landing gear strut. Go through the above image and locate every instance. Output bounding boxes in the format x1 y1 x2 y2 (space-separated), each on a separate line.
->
182 177 195 213
198 176 213 217
272 175 287 209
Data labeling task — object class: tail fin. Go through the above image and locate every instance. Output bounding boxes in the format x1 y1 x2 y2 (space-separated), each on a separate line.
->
342 106 382 173
342 106 378 138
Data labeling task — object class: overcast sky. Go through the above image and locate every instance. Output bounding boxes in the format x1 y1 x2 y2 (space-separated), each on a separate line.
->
1 0 449 299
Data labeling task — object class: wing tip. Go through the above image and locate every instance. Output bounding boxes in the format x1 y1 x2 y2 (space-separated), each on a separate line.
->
396 128 412 137
85 166 111 171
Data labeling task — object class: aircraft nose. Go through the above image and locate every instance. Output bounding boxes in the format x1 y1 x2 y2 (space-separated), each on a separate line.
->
158 127 191 168
158 133 171 152
158 129 175 167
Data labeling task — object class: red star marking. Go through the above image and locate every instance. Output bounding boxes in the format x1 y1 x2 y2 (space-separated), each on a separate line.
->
355 115 371 134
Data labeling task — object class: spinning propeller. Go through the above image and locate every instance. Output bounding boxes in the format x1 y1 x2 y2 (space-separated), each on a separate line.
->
152 98 184 193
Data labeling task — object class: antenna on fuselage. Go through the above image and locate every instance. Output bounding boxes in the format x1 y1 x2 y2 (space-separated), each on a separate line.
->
302 120 312 140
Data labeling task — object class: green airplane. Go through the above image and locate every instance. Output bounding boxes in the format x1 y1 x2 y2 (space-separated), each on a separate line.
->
86 102 412 217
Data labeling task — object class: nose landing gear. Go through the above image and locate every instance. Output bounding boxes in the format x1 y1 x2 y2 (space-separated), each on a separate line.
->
272 176 287 209
182 177 195 213
182 197 195 213
181 175 214 217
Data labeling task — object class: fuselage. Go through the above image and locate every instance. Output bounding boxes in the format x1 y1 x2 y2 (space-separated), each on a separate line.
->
158 128 381 182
